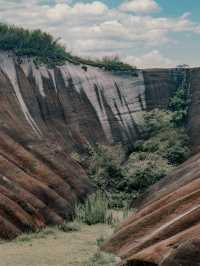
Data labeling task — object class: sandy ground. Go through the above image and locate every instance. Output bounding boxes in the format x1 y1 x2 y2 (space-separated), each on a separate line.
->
0 224 113 266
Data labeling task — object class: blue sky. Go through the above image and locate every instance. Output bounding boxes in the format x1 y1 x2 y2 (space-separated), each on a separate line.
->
0 0 200 68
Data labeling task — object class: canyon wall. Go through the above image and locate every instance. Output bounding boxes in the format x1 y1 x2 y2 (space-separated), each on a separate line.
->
102 152 200 266
0 51 199 240
0 52 147 238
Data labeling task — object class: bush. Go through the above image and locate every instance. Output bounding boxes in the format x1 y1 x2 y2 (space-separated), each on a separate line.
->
169 88 188 126
74 191 115 225
88 145 129 208
122 152 173 193
136 110 190 165
0 23 72 67
165 144 190 165
86 110 190 208
139 109 174 137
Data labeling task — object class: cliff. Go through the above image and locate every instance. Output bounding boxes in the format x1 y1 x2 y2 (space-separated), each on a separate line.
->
0 51 199 244
102 152 200 265
0 51 147 238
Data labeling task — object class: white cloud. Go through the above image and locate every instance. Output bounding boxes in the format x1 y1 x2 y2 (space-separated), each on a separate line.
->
119 0 160 13
47 1 108 21
125 50 176 68
0 1 199 67
181 12 191 20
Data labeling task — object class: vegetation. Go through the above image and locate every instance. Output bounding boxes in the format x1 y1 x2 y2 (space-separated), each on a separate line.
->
136 110 190 164
0 23 72 67
1 222 114 266
16 227 55 242
169 87 190 126
58 221 81 233
0 23 136 72
74 55 137 72
169 68 191 126
86 251 116 266
123 152 173 193
88 145 130 208
74 191 116 225
86 109 190 208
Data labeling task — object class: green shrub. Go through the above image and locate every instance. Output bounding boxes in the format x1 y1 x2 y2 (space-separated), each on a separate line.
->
88 145 129 208
122 152 173 192
139 109 174 137
137 109 190 165
165 144 190 165
86 110 190 208
74 55 137 72
74 191 115 225
0 23 72 67
169 87 189 126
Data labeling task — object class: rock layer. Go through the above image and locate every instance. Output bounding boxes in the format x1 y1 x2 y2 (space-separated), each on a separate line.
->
0 52 148 238
0 51 199 240
102 152 200 265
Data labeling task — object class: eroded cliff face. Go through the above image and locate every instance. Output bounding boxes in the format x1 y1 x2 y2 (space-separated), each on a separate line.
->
0 52 148 150
0 52 148 238
0 51 199 242
102 152 200 266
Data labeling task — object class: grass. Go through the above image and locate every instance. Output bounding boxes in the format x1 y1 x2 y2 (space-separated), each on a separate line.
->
86 251 117 266
0 223 116 266
74 191 117 225
13 221 81 243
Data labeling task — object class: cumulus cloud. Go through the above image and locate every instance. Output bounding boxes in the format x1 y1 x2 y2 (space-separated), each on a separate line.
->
47 1 108 21
0 0 199 67
119 0 160 13
125 50 175 68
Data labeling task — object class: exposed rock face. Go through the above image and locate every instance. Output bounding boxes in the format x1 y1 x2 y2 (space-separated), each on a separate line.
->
161 239 200 266
102 152 200 265
0 52 148 238
0 50 199 243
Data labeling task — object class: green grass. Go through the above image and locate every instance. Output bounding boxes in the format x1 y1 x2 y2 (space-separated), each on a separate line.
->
74 191 116 225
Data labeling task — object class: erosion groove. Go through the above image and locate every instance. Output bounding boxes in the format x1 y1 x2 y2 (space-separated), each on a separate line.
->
0 51 147 238
0 50 200 247
102 153 200 265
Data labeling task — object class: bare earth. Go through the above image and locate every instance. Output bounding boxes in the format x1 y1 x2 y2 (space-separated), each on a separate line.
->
0 224 113 266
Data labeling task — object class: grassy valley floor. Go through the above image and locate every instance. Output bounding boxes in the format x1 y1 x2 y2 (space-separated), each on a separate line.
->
0 224 115 266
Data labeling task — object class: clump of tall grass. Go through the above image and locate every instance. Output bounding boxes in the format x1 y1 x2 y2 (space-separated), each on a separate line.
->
74 191 115 225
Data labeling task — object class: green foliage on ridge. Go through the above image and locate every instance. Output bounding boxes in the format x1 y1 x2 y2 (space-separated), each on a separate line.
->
0 23 71 67
0 23 136 71
74 55 137 72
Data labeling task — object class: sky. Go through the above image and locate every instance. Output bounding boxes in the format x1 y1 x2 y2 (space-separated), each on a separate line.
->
0 0 200 68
